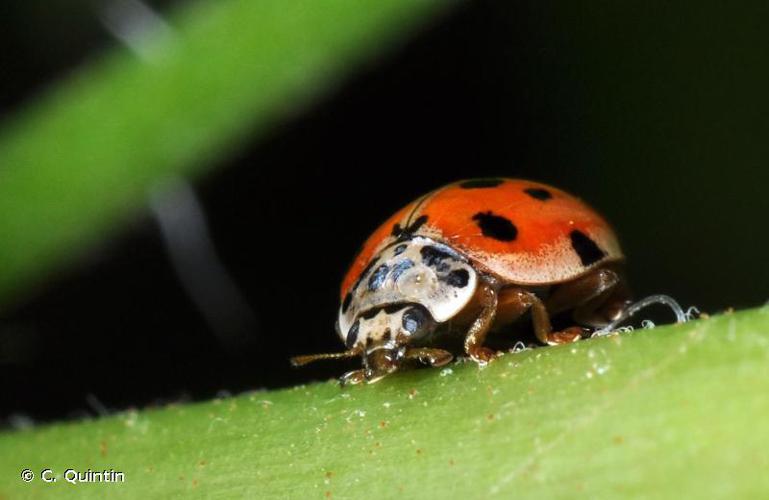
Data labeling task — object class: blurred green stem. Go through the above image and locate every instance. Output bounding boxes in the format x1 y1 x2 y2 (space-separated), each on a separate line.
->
0 0 454 307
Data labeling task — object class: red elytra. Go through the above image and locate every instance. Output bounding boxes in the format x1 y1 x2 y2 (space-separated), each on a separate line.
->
291 178 681 385
340 178 623 299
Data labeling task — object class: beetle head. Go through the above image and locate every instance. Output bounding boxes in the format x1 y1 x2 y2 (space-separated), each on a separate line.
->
339 304 435 383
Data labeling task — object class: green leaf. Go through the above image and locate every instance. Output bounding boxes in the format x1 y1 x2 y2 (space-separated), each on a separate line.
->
2 307 768 498
0 0 453 306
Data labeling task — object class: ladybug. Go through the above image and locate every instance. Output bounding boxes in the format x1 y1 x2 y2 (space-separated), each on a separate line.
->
292 178 683 384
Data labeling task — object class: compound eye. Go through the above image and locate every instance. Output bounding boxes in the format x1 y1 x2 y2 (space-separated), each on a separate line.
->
401 306 428 335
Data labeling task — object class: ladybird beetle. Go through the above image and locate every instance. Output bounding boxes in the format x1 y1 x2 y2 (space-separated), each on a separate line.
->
292 178 684 384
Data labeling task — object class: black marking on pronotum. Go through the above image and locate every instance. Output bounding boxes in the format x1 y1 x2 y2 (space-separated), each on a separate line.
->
441 268 470 288
402 307 427 334
459 178 505 189
341 292 352 313
472 211 518 241
419 245 454 271
390 259 415 282
392 215 429 241
360 304 407 320
570 229 606 266
368 263 390 291
393 244 408 256
352 257 379 292
346 321 360 348
524 187 552 201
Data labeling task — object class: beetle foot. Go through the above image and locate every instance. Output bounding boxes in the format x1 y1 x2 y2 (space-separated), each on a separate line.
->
339 369 367 386
425 350 453 367
546 326 588 345
405 347 453 367
467 346 498 365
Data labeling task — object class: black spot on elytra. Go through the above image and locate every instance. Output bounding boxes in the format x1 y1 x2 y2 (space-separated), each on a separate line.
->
420 245 453 268
341 292 352 313
442 268 470 288
346 321 360 348
409 215 428 232
402 307 427 334
368 264 390 291
390 259 415 281
472 211 518 241
459 178 504 189
392 215 429 240
570 230 606 266
524 187 552 201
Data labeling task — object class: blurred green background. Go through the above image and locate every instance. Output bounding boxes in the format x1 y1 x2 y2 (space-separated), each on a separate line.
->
0 0 766 422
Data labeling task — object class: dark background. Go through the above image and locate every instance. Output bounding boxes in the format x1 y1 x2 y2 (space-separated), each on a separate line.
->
1 1 767 424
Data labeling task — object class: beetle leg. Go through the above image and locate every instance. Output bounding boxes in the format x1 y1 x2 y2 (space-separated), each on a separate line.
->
404 347 453 367
496 287 586 345
545 267 630 328
339 369 367 386
463 281 499 364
